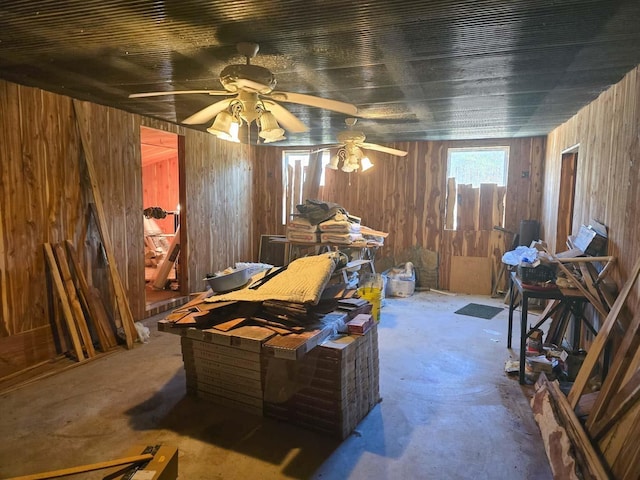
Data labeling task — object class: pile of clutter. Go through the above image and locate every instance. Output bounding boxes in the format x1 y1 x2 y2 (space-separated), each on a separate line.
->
523 329 586 383
286 199 385 246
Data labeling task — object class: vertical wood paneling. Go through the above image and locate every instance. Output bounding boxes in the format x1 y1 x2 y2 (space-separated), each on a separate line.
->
541 66 640 296
0 80 255 376
252 137 543 290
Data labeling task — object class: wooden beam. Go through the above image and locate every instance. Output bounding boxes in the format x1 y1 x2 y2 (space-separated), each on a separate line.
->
43 244 85 362
73 100 136 348
586 309 640 437
65 241 117 350
52 244 96 358
445 177 455 230
590 368 640 441
5 453 153 480
568 256 640 408
535 374 611 480
531 376 580 480
553 259 608 318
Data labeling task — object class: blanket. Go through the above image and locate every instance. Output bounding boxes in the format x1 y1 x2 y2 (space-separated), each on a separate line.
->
204 254 336 305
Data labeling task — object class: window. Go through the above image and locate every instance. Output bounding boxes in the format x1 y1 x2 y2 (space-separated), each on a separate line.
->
282 150 330 225
445 147 509 230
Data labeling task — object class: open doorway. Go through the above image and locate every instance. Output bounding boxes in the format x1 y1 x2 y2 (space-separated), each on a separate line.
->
556 145 579 252
140 127 186 313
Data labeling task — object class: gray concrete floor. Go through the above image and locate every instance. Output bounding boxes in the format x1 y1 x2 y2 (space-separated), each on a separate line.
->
0 292 552 480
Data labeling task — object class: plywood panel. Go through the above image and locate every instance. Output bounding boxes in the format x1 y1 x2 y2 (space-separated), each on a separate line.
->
450 256 492 295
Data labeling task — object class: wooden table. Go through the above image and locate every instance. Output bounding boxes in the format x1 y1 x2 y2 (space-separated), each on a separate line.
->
508 272 596 384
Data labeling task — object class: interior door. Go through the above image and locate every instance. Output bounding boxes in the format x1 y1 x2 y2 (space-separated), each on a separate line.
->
556 151 578 252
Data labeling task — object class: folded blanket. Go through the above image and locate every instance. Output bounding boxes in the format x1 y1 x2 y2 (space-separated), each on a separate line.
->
320 232 364 244
288 217 318 232
318 219 361 233
287 229 319 243
204 254 336 305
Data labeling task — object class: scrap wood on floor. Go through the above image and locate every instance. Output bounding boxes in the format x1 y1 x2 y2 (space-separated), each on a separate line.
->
530 256 640 480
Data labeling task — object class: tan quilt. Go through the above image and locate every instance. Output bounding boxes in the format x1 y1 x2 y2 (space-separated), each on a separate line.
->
204 254 336 305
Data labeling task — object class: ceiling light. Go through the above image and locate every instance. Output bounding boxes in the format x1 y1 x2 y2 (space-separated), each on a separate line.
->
361 156 374 171
258 111 285 140
207 111 235 140
326 144 374 174
208 95 288 144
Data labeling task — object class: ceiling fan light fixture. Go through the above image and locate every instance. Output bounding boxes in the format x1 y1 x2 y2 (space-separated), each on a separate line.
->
327 153 341 170
361 156 374 171
207 110 235 140
258 111 285 141
228 120 241 143
263 134 287 144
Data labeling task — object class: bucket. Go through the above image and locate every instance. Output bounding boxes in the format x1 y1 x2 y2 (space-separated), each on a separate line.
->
358 285 382 322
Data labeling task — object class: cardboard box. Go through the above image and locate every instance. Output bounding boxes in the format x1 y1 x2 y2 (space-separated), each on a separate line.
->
571 224 607 255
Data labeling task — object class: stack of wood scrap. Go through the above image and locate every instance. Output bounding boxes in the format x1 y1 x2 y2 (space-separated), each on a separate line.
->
44 241 119 362
532 256 640 479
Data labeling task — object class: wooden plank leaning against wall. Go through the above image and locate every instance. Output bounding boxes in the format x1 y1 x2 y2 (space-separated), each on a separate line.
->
252 137 545 291
0 79 254 378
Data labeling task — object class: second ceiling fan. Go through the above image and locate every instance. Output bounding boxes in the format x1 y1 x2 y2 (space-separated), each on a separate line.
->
129 42 357 143
318 118 408 173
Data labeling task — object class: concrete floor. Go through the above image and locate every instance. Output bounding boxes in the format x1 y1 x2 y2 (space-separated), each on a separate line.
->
0 292 552 480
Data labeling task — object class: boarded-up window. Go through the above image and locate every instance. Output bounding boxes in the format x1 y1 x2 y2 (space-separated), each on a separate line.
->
445 147 509 230
282 150 330 225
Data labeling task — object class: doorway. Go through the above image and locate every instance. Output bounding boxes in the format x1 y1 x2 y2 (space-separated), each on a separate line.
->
140 127 187 313
556 146 579 251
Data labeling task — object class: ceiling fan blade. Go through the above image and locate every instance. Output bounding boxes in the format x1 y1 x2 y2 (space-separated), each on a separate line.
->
262 100 308 133
129 90 229 98
309 145 342 154
235 78 273 94
182 99 233 125
269 91 357 116
360 142 408 157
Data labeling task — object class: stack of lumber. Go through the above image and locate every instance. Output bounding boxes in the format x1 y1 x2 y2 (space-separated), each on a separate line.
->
43 241 120 361
263 324 380 439
532 256 640 479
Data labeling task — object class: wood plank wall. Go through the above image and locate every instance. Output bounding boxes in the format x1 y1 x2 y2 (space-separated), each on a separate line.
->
252 137 545 290
0 80 253 377
541 65 640 310
540 64 640 479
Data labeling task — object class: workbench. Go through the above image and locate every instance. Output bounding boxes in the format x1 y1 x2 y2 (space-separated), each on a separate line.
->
507 272 597 384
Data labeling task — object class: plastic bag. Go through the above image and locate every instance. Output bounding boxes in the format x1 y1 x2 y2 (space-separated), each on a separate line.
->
383 262 416 297
135 322 151 343
501 246 539 266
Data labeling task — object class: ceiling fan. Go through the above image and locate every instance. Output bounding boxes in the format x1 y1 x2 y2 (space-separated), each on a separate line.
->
129 42 358 143
320 118 408 173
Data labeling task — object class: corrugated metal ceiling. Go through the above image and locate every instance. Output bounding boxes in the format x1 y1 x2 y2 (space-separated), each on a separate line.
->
1 0 639 145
